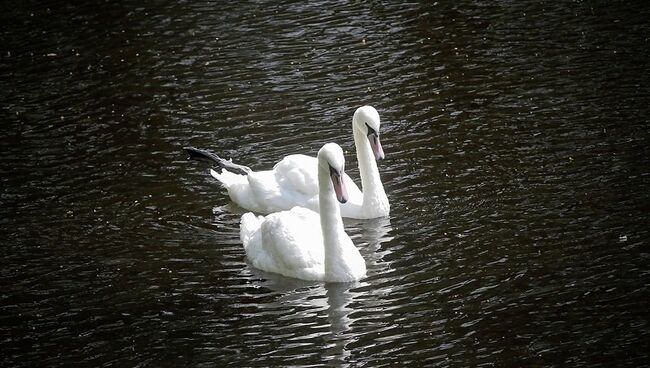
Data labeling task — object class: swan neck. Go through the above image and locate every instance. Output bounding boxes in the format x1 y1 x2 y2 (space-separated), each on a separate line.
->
353 126 388 208
318 163 351 279
318 167 345 240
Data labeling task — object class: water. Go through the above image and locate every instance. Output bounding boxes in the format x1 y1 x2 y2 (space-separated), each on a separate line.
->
2 1 649 366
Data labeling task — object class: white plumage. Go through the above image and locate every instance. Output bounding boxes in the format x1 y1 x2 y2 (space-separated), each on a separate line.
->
190 106 389 219
239 143 366 282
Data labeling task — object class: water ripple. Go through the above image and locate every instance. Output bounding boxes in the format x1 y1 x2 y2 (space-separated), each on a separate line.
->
1 0 649 367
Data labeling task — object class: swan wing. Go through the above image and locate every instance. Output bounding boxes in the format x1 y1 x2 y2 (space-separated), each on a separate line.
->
212 166 316 214
244 207 324 280
210 168 265 212
273 154 319 195
273 154 362 209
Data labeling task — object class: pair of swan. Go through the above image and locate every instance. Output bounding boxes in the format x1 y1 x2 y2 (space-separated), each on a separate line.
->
185 106 389 282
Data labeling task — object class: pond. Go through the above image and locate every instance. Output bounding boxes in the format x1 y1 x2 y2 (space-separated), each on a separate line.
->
1 1 649 366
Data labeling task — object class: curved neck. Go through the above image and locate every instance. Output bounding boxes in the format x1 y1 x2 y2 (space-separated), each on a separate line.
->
319 165 345 242
353 125 388 212
318 163 351 279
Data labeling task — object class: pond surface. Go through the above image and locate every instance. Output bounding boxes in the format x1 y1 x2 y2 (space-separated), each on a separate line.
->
2 1 649 366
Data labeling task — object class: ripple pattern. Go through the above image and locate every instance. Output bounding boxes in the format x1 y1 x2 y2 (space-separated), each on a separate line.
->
1 0 649 367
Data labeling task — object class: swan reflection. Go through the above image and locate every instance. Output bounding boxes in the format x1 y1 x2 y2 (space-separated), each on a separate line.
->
230 217 394 366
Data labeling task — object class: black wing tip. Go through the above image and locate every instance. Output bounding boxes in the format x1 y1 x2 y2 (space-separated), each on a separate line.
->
182 146 252 175
183 147 194 157
183 146 216 162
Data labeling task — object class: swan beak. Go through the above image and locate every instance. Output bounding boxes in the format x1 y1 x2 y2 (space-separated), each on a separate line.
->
330 168 349 204
368 132 385 160
365 123 385 160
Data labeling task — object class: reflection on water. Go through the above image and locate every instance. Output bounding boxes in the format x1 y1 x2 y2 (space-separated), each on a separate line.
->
1 0 649 366
229 217 394 366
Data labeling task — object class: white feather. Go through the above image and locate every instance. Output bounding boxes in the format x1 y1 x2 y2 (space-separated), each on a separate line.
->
208 106 389 219
239 143 366 282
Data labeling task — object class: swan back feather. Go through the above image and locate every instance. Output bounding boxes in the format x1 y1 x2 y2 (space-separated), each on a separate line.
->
239 143 366 282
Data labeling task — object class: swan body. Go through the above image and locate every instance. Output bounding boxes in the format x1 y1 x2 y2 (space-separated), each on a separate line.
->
240 143 366 282
185 105 389 219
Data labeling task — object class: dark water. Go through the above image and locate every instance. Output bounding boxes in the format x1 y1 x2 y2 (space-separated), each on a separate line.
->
2 1 649 366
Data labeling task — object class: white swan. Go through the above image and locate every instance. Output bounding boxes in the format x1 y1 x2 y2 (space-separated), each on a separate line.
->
239 143 366 282
184 105 389 219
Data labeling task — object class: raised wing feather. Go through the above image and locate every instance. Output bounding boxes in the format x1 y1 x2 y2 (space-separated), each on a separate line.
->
252 207 324 279
273 154 319 195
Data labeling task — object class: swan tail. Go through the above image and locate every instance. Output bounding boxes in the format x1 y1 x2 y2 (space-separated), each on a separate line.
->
240 212 263 248
210 168 248 187
184 147 251 176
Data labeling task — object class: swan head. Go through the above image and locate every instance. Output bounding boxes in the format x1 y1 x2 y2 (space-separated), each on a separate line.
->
353 105 384 160
318 143 349 204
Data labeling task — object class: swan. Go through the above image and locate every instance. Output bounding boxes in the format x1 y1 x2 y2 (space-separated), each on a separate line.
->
184 105 389 219
239 143 366 282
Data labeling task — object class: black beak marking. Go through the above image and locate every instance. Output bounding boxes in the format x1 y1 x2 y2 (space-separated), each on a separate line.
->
329 165 341 179
365 122 378 138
